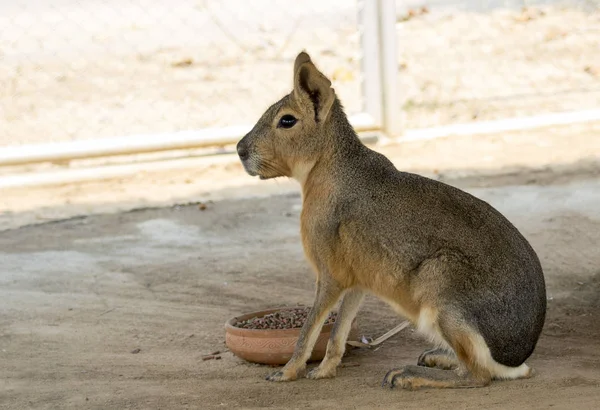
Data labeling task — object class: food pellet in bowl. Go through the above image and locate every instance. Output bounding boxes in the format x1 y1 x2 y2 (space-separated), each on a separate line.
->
234 307 337 330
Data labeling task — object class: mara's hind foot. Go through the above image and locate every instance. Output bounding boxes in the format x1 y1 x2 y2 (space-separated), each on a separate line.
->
382 365 491 390
417 348 459 370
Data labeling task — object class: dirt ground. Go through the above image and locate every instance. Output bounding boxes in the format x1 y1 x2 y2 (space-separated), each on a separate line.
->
1 124 600 409
1 3 600 144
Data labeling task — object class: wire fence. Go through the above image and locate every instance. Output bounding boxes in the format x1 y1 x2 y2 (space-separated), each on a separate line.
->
396 0 600 128
0 0 362 146
1 0 599 148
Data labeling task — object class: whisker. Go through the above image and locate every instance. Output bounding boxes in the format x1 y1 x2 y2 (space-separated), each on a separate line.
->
259 159 286 177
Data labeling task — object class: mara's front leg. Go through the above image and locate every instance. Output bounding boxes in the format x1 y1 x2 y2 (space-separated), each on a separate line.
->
266 276 343 382
306 288 365 380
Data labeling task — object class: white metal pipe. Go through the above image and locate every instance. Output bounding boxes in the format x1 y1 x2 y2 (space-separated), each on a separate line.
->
0 113 378 167
0 155 234 189
398 109 600 142
3 109 600 190
357 0 383 128
378 0 402 136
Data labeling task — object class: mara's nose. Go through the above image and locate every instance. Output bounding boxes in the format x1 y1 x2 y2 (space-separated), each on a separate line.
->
237 140 249 161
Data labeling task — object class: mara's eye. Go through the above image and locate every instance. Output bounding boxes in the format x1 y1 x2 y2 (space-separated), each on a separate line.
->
278 114 297 129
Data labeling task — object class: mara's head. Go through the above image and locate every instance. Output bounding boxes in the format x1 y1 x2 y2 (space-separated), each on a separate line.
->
236 51 350 182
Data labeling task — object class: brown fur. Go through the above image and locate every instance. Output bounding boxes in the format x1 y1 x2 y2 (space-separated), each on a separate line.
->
236 51 546 389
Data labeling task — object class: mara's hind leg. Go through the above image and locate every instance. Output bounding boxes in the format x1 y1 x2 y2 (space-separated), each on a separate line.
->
382 365 488 390
384 311 534 390
415 348 534 378
417 348 458 370
384 313 492 390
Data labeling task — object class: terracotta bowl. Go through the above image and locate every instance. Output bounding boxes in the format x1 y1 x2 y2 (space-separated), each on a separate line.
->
225 307 359 365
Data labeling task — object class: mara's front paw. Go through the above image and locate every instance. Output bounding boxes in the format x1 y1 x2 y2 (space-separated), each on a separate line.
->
306 366 337 380
265 365 305 382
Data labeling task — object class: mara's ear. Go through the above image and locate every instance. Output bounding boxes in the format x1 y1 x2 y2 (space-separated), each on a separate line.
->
293 52 335 123
294 51 312 76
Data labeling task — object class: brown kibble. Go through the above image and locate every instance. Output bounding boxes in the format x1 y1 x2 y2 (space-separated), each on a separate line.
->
234 307 337 330
131 348 141 354
198 203 207 211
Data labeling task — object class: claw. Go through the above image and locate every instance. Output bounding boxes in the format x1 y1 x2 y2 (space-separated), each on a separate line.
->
265 370 284 382
382 369 398 388
382 367 414 389
306 368 319 380
306 366 336 380
265 367 302 382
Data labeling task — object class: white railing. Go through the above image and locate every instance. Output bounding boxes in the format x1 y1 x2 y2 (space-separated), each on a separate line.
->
1 0 599 180
0 0 399 167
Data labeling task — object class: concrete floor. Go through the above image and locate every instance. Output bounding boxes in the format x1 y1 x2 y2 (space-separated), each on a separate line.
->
1 173 600 409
